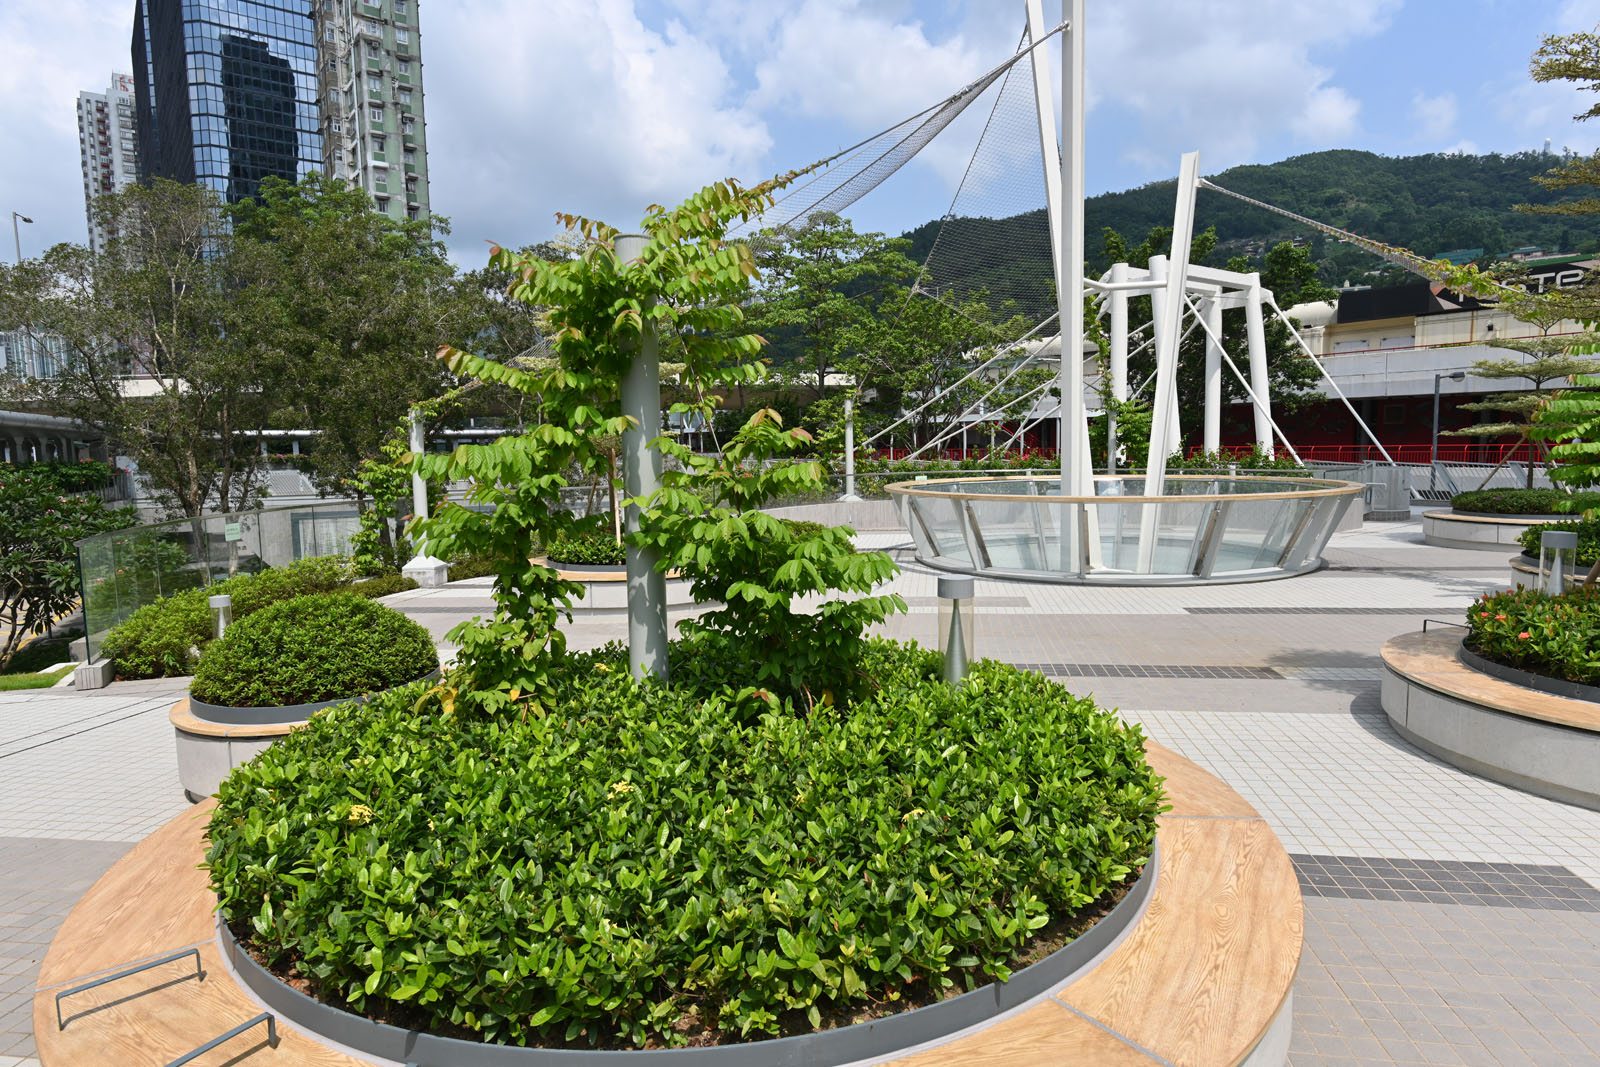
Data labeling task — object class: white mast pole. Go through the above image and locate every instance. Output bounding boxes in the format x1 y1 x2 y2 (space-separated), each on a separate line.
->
1244 273 1274 456
1203 294 1223 454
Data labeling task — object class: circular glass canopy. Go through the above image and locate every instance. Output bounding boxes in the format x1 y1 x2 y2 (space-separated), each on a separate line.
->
887 474 1365 585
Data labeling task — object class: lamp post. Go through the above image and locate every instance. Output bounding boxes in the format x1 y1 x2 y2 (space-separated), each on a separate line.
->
11 213 35 378
1430 371 1466 494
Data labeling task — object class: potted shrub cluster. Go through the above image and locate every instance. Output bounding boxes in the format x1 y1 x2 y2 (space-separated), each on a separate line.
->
1465 586 1600 695
1452 488 1600 517
204 178 1164 1055
188 592 438 720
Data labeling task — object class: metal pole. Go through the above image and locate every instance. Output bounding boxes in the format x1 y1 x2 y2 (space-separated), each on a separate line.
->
841 396 861 501
408 406 428 526
1202 294 1223 454
1243 275 1273 455
12 212 33 380
1431 374 1442 494
615 233 668 682
1108 262 1128 473
400 404 448 587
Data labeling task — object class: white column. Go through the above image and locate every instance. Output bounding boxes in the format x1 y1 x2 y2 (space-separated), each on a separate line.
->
1203 294 1223 454
401 404 449 587
615 233 669 682
840 396 861 502
1244 274 1273 456
1137 152 1201 572
1107 262 1129 472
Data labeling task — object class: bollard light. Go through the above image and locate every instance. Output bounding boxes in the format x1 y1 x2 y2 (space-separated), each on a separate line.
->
209 594 233 640
1539 530 1578 596
938 575 975 685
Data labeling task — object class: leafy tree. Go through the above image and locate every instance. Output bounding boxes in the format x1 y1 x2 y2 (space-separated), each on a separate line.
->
0 180 284 516
412 178 784 714
747 213 918 398
1521 30 1600 217
232 174 469 494
0 463 136 669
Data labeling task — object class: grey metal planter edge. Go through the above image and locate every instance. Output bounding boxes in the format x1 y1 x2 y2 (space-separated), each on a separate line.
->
1459 642 1600 707
217 843 1158 1067
188 670 442 726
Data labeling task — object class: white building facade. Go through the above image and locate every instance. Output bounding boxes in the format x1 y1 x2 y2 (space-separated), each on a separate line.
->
76 73 140 254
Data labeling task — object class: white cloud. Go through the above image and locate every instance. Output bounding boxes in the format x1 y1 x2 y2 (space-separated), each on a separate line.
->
1409 90 1458 143
1292 86 1362 144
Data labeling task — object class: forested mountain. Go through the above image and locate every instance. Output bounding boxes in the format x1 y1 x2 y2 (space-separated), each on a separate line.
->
901 148 1600 297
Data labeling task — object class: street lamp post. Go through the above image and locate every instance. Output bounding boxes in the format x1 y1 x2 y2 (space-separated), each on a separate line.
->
1430 371 1466 493
11 213 34 378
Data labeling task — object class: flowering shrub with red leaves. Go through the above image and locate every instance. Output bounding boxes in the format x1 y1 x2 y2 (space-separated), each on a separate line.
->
1466 586 1600 686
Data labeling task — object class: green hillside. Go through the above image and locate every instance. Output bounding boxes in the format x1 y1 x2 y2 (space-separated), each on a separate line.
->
902 148 1600 300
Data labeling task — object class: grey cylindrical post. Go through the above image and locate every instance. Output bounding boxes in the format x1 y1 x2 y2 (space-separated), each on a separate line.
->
209 594 232 640
1541 529 1579 596
408 406 428 533
615 233 668 681
841 396 861 502
938 575 974 685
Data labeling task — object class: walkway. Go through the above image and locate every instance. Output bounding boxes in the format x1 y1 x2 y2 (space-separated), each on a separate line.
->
2 518 1597 1066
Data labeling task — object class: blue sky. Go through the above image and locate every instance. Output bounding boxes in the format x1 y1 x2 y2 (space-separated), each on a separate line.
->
4 0 1600 266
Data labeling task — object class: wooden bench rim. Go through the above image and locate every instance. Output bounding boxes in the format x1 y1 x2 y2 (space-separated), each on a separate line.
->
1381 629 1600 734
34 741 1299 1067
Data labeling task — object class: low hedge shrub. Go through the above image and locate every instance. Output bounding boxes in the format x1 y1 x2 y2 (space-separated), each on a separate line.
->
1516 518 1600 566
208 641 1164 1049
349 572 419 599
101 555 353 679
190 592 437 707
447 554 496 582
1466 586 1600 686
1452 488 1600 516
545 530 625 566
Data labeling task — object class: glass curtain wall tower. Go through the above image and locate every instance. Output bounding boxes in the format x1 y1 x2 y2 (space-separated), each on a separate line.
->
131 0 322 203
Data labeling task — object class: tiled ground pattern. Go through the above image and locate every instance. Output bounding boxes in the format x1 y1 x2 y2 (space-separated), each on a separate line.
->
3 519 1597 1066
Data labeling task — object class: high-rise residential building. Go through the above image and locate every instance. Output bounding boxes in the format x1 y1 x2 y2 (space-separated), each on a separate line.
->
131 0 323 204
76 74 141 254
313 0 430 221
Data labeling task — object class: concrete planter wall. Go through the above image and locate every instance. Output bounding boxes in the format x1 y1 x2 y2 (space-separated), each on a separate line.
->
1422 510 1563 552
1380 630 1600 811
1507 553 1588 593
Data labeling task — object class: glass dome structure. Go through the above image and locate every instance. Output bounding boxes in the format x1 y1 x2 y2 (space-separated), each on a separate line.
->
889 474 1364 585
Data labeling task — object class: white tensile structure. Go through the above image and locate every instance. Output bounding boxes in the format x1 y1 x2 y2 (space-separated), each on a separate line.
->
884 1 1367 584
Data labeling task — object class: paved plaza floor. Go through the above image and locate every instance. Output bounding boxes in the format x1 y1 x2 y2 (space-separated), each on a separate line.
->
3 517 1597 1066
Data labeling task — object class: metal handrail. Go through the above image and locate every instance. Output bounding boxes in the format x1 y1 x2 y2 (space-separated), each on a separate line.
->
55 947 204 1030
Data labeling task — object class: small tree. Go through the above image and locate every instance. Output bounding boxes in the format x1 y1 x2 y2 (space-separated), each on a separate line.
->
0 464 136 669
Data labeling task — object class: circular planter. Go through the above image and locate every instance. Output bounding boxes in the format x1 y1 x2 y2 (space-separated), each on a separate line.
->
1459 644 1600 704
1423 509 1558 552
218 854 1158 1066
173 671 439 799
1380 629 1600 811
533 557 698 611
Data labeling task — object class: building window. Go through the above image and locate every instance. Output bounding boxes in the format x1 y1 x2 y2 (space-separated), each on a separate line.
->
368 75 382 91
397 59 410 73
367 42 379 57
403 148 415 163
370 106 384 123
395 28 409 44
398 89 411 104
373 135 386 152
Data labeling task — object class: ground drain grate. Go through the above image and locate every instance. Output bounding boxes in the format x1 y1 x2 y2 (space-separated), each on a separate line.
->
1013 663 1283 680
1186 607 1448 615
1291 854 1600 912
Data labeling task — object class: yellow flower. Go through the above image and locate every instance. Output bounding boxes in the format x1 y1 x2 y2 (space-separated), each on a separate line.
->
347 804 375 825
609 781 635 796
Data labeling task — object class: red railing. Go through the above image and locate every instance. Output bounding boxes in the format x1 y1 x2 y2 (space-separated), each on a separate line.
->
1196 443 1546 464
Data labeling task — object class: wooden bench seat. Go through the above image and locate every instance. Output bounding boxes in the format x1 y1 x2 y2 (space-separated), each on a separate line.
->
35 741 1300 1066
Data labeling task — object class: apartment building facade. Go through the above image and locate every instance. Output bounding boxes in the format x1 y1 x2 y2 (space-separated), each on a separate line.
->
314 0 430 221
75 73 141 254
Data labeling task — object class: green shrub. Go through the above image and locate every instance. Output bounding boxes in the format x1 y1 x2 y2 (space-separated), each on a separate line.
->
446 555 497 582
1516 518 1600 565
1467 586 1600 685
101 555 353 678
1453 488 1600 515
349 573 419 599
207 641 1163 1048
190 592 436 707
545 530 625 566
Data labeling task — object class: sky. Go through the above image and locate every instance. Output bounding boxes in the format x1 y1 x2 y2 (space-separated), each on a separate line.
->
5 0 1600 267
